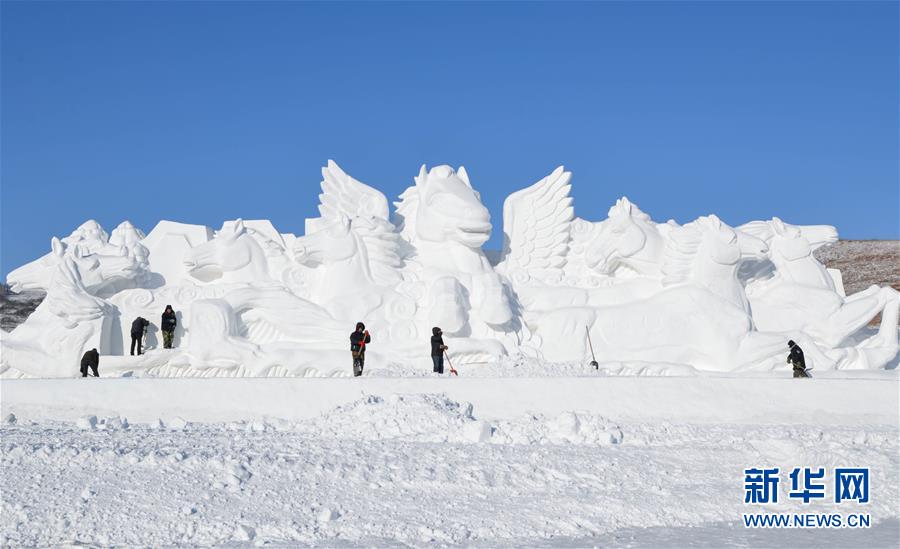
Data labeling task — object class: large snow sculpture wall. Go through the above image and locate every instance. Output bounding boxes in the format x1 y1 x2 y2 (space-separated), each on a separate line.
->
2 161 897 377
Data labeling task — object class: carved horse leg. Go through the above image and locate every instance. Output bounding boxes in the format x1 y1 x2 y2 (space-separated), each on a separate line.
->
816 285 896 346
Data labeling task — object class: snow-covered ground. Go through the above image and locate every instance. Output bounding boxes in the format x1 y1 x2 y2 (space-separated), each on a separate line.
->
2 373 898 547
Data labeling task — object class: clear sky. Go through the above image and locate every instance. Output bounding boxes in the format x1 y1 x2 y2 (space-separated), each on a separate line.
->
2 1 898 278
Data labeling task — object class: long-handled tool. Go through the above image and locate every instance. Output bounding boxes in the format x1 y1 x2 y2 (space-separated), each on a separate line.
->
444 350 458 376
586 326 598 369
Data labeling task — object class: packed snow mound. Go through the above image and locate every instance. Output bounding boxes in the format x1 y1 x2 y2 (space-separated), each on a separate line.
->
3 161 898 378
289 393 625 446
296 393 484 443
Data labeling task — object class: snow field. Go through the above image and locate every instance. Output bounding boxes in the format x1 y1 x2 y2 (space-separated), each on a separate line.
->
2 376 899 547
3 374 898 426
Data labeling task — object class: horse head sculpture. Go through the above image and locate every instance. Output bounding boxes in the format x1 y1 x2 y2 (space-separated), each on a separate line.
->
586 197 667 277
396 165 492 248
662 215 768 311
739 217 838 289
184 219 270 283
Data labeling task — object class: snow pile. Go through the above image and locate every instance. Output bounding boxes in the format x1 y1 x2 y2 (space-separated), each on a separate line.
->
492 411 623 445
289 393 623 446
294 393 483 443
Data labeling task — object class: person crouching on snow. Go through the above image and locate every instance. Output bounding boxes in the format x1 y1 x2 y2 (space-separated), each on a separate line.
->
787 340 809 378
431 327 448 374
130 316 150 356
350 322 371 377
80 348 100 377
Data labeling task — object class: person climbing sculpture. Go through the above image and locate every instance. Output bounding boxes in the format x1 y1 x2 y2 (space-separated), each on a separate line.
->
431 327 448 374
130 316 150 356
787 340 810 378
80 348 100 377
161 305 177 349
350 322 371 377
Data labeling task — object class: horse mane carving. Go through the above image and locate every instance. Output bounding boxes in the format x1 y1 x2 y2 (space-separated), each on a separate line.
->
393 184 420 246
661 215 722 286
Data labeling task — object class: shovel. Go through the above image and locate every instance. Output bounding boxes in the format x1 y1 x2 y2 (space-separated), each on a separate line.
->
586 326 598 369
444 350 458 376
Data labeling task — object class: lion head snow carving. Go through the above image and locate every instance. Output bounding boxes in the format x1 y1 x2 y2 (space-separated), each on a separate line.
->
395 165 492 248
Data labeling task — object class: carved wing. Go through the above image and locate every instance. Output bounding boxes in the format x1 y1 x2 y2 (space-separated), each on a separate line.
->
318 160 390 222
498 166 574 282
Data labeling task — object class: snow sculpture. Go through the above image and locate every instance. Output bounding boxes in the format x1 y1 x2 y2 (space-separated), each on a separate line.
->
2 238 113 377
7 220 150 295
395 165 514 344
740 218 899 368
3 161 897 378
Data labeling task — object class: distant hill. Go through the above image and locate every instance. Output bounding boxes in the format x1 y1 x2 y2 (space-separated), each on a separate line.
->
813 240 900 294
2 240 897 332
0 285 45 332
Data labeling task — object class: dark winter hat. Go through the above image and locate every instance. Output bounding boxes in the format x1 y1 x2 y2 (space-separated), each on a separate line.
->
165 304 173 310
788 340 796 348
432 327 441 336
356 322 365 330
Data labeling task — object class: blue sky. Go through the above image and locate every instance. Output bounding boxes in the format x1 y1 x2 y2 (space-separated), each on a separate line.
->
2 1 897 278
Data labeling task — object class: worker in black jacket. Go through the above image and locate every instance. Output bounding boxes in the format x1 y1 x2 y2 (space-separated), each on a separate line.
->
350 322 371 377
80 348 100 377
787 340 809 378
130 317 150 356
431 327 448 374
161 305 177 349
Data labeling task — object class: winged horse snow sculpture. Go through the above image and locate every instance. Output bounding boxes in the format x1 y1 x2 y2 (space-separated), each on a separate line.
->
497 180 670 320
394 165 514 345
291 161 416 344
527 215 834 370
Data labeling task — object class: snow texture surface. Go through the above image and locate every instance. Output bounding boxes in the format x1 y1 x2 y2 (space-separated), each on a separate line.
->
2 376 898 547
